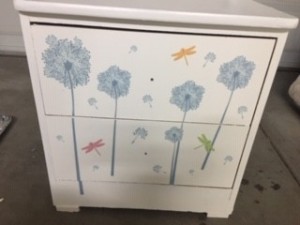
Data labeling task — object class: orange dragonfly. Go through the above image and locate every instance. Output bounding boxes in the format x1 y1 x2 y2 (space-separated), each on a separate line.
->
82 139 105 157
171 45 196 65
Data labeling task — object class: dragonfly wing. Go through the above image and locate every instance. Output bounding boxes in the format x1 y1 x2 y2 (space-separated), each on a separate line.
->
172 53 184 61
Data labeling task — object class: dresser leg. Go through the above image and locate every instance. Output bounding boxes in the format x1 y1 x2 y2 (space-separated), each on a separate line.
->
55 205 80 212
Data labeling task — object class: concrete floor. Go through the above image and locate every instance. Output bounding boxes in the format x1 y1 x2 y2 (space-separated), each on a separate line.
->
0 55 299 225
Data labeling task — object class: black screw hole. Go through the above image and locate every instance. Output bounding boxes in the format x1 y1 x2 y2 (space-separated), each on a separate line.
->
150 78 154 82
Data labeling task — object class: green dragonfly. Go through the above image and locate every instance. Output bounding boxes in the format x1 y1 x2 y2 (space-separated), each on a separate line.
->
194 134 215 152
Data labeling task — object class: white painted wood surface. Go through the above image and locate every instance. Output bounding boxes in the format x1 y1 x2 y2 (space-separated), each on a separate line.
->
14 0 297 218
14 0 298 29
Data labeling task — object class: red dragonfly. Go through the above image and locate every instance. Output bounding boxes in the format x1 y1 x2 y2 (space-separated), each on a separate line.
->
171 45 197 65
82 139 105 157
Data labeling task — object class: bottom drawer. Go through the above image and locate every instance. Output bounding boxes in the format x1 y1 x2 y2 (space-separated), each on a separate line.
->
45 116 248 188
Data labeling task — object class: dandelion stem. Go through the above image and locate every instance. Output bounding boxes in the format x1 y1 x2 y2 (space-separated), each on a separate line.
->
67 70 84 195
169 143 177 184
111 94 118 176
170 111 187 185
201 89 234 170
131 136 138 144
95 149 101 157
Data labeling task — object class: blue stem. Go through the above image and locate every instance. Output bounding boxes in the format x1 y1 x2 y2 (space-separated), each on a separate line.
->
170 111 186 185
68 71 84 195
111 97 118 176
201 89 234 170
169 143 177 184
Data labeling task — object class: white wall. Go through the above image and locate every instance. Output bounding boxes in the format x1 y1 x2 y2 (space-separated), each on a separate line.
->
0 0 24 53
256 0 300 68
0 0 299 67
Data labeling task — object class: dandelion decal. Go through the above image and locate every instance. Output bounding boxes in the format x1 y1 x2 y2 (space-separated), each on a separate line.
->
165 127 183 143
81 139 105 157
171 45 196 66
201 56 255 170
132 127 148 144
98 65 131 176
224 155 233 165
170 81 205 113
42 35 91 195
129 45 138 53
142 94 153 108
238 106 248 119
153 165 162 173
165 127 183 184
168 81 204 184
56 135 64 142
203 52 216 67
93 165 100 171
88 97 98 109
189 169 195 175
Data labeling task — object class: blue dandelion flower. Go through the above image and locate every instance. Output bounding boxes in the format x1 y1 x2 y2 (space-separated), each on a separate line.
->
42 35 91 89
217 56 256 91
98 65 131 99
165 127 183 143
201 56 256 170
170 81 205 112
42 35 91 195
97 65 131 176
165 126 183 185
168 80 205 184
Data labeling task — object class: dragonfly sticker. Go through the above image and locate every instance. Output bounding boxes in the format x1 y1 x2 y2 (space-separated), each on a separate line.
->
82 139 105 157
171 45 197 65
194 134 214 152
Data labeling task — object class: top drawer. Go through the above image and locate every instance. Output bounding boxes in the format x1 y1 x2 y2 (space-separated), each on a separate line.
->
32 24 275 125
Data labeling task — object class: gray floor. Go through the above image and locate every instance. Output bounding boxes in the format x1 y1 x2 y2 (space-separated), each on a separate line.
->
0 55 299 225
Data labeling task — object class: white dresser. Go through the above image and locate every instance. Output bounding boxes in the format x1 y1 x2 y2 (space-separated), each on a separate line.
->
14 0 298 218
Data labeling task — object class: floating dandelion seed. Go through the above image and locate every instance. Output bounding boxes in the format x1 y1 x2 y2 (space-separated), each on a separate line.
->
143 95 153 108
153 165 163 173
238 106 248 119
132 127 148 144
189 169 195 175
98 65 131 176
203 52 216 67
56 135 64 142
88 97 98 109
93 165 100 171
129 45 138 53
224 155 233 165
42 35 91 195
201 56 255 170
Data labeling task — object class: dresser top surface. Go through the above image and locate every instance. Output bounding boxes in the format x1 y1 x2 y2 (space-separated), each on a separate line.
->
14 0 298 29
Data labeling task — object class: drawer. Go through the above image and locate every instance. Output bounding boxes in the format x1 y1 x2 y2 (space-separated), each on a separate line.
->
46 116 248 188
32 24 276 126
